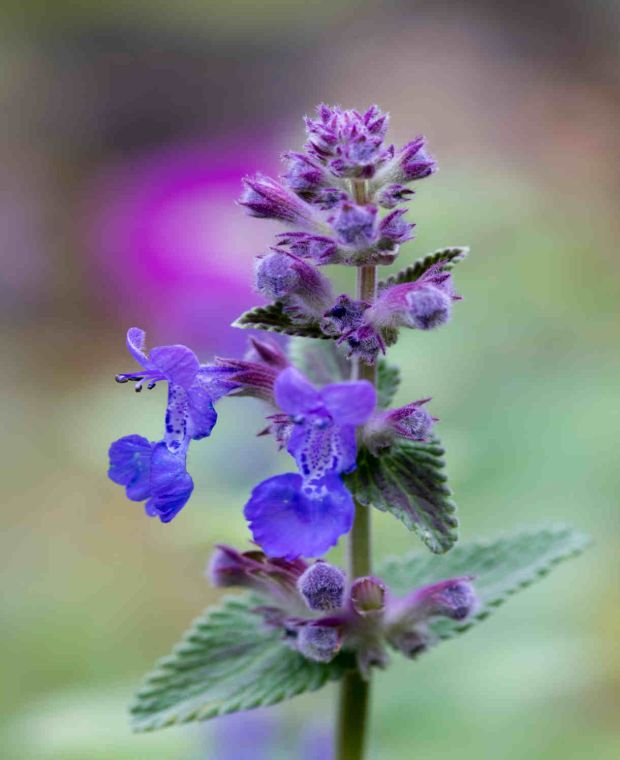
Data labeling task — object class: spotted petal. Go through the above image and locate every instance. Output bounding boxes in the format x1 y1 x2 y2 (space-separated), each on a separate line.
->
288 422 357 480
244 472 354 559
164 384 189 452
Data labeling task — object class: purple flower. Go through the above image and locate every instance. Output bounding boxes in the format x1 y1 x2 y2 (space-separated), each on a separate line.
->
243 472 355 559
239 174 321 229
368 264 461 333
274 367 376 480
304 104 393 179
363 399 437 454
108 435 194 522
320 294 369 337
212 544 479 672
115 327 218 451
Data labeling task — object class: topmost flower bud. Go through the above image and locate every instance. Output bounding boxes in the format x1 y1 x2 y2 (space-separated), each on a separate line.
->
304 104 393 180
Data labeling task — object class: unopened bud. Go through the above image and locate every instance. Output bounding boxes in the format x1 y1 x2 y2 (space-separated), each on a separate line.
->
297 561 346 611
297 624 341 663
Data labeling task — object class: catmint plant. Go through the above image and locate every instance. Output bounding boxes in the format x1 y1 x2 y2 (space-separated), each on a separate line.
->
109 105 588 759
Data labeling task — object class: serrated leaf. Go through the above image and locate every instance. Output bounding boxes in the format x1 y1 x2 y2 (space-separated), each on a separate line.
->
130 594 350 732
378 246 469 291
378 526 589 642
377 359 401 409
346 437 458 553
232 302 328 339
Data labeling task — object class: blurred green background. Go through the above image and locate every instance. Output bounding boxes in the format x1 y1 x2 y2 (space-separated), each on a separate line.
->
2 1 619 758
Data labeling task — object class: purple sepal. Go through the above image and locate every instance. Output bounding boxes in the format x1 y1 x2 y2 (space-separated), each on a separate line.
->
208 544 308 601
282 151 330 197
244 336 289 370
321 294 369 337
375 183 415 209
277 232 339 265
108 435 194 523
372 136 436 188
378 208 415 248
243 472 355 559
406 576 479 621
239 174 319 229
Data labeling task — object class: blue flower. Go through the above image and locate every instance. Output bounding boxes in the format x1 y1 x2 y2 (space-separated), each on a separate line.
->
115 327 218 452
108 435 194 523
274 367 376 481
243 472 355 559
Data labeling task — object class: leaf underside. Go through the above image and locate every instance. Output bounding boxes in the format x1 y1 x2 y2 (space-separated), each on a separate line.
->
130 528 587 732
232 301 328 339
346 437 459 553
378 246 469 291
376 359 401 409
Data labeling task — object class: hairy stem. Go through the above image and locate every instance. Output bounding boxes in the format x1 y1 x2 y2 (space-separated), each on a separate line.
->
336 179 376 760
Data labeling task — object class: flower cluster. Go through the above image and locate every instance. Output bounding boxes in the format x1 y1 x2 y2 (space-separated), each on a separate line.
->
108 105 448 558
210 546 478 675
238 104 456 359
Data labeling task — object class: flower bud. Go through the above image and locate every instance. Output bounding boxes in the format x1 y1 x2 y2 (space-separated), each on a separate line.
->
254 250 333 317
375 183 415 209
363 400 436 454
413 577 478 621
404 286 452 330
277 232 339 265
320 294 368 337
350 577 386 618
296 624 341 663
378 208 415 248
387 626 433 659
330 202 378 247
239 174 319 228
297 561 346 611
282 152 328 197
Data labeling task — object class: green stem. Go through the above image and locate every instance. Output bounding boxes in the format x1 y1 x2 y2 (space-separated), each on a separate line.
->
336 180 376 760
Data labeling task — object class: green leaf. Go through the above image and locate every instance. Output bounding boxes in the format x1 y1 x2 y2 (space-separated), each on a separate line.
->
378 526 589 642
130 594 350 732
232 302 328 339
378 246 469 291
377 359 401 409
346 437 458 553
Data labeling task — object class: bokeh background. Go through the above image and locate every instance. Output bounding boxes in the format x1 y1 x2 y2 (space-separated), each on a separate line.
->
2 1 619 758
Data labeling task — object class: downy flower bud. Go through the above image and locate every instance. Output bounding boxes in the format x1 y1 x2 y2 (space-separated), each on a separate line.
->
363 399 437 454
320 294 368 337
375 183 415 209
239 174 321 229
254 250 333 318
296 623 342 663
297 561 347 611
377 208 415 249
281 151 331 197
